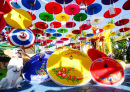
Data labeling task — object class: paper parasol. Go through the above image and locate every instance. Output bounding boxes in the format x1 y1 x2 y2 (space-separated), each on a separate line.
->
66 34 75 38
56 13 70 21
32 29 44 34
85 3 102 15
101 0 119 5
90 37 99 41
57 28 68 33
45 39 53 43
103 24 115 30
115 19 129 26
10 1 21 9
79 37 86 40
47 49 92 86
39 12 53 22
66 22 76 28
46 29 56 33
72 29 82 34
23 51 53 83
79 24 91 30
74 13 87 21
50 21 61 28
90 57 124 86
0 0 13 14
21 0 41 10
56 40 64 44
27 11 36 20
90 17 104 25
60 38 69 41
55 0 73 4
49 44 56 47
68 43 76 46
35 22 48 29
123 0 130 10
44 33 51 37
72 45 80 49
104 8 121 18
53 33 62 37
49 36 57 40
4 9 32 29
119 27 130 32
75 0 95 6
85 33 94 37
7 28 36 49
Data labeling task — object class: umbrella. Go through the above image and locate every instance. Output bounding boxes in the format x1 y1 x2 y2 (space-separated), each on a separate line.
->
68 43 76 46
39 12 53 22
0 14 7 32
32 29 44 34
55 0 73 4
85 33 94 37
21 0 41 10
123 0 130 10
90 17 104 25
50 21 61 28
66 22 76 28
101 0 119 5
56 13 70 21
60 37 69 41
35 22 48 29
7 28 36 49
53 33 62 37
104 8 121 18
47 49 92 86
109 31 116 36
75 0 95 6
79 37 86 40
93 28 104 34
74 13 87 22
0 69 7 80
85 3 102 15
66 34 75 38
115 19 129 26
103 24 115 30
90 37 99 41
4 9 32 29
79 24 91 30
57 28 68 33
56 40 64 44
72 45 80 49
45 39 53 43
49 36 57 40
100 36 105 40
23 51 53 83
46 29 56 33
85 41 91 44
49 44 56 47
90 57 124 86
10 1 21 9
27 11 36 20
119 27 130 32
72 29 82 34
64 44 70 46
0 0 13 14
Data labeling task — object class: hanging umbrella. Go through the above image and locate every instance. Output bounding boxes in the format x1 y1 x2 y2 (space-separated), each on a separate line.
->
42 33 51 37
46 29 56 33
56 40 64 44
66 34 75 38
79 24 91 30
90 57 124 86
23 51 53 83
104 8 121 18
85 41 91 44
68 43 76 46
10 1 21 9
109 31 116 36
47 49 92 86
93 28 104 34
21 0 41 10
32 29 44 34
45 39 53 43
115 19 129 26
66 22 76 28
101 0 119 5
123 0 130 10
27 11 36 20
90 37 99 41
57 28 68 33
56 13 70 21
79 37 86 40
75 0 95 6
53 33 62 37
72 29 82 34
49 44 56 47
119 27 130 32
100 36 105 40
49 36 57 40
74 13 87 22
90 17 104 25
55 0 73 4
103 24 115 30
39 12 53 22
50 21 61 28
60 37 69 41
85 3 102 15
35 22 48 29
7 28 36 49
85 33 94 37
0 14 7 32
4 9 32 29
0 0 13 14
72 45 80 49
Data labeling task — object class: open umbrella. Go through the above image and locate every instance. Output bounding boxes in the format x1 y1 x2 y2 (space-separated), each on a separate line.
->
79 37 86 40
93 28 104 34
119 27 130 32
66 22 76 28
79 24 91 30
47 49 92 86
50 21 61 28
101 0 119 5
103 24 115 30
27 11 36 20
57 28 68 33
39 12 53 22
60 37 69 41
85 33 94 37
0 14 7 32
75 0 95 6
56 13 70 21
72 29 82 34
55 0 73 4
46 29 56 33
10 1 21 9
66 34 75 38
32 29 44 34
4 9 32 29
115 19 129 26
35 22 48 29
56 40 64 44
123 0 130 10
90 17 104 25
49 36 57 40
53 33 62 37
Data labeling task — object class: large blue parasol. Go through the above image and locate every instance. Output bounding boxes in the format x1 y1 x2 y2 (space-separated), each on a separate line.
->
45 29 56 33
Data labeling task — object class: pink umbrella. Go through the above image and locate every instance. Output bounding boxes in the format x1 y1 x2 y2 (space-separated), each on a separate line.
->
79 37 86 40
56 40 64 44
0 14 7 32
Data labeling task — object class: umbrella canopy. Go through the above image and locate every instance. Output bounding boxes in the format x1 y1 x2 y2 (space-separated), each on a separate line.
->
85 3 102 15
60 37 69 41
79 24 91 30
56 40 64 44
91 17 104 25
23 51 53 83
90 37 99 41
49 44 56 47
21 0 41 10
68 43 76 45
85 33 94 37
104 8 121 18
32 29 44 34
56 13 70 21
49 36 57 40
4 9 32 29
46 29 56 33
53 33 62 37
0 0 13 14
27 11 36 20
10 1 21 9
7 28 36 49
119 27 130 32
45 39 53 43
123 0 130 10
0 14 7 32
109 31 116 36
74 13 87 21
90 57 124 86
39 12 53 22
42 33 51 37
72 29 82 34
66 34 75 38
66 22 76 28
65 4 80 15
47 49 92 86
103 24 115 30
78 37 86 40
45 2 62 14
35 22 48 29
100 36 105 40
115 19 129 26
75 0 95 6
55 0 73 4
93 28 104 34
57 28 68 33
101 0 119 5
50 21 61 28
72 45 80 49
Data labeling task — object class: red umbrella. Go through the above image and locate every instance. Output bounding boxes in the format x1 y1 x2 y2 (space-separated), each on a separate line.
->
27 11 36 20
72 45 80 49
100 36 105 40
56 40 64 44
32 29 44 34
115 19 129 26
42 33 51 37
50 21 61 28
72 29 82 34
79 37 86 40
123 0 130 10
45 39 53 43
0 14 7 32
66 22 76 28
79 24 91 30
60 37 69 41
75 0 95 6
56 46 63 49
68 43 75 45
119 27 130 32
93 28 104 34
104 8 121 18
35 22 48 29
41 40 47 45
90 37 99 41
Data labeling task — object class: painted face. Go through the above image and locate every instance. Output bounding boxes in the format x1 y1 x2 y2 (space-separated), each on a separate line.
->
12 48 24 57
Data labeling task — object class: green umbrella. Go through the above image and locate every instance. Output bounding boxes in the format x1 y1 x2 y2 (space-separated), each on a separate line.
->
57 28 68 33
74 13 87 21
39 12 53 22
49 36 57 40
0 69 7 80
0 43 18 48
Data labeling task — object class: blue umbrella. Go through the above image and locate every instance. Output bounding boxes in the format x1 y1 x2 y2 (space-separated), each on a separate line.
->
49 44 56 47
10 1 21 9
23 51 53 83
85 3 102 15
21 0 41 10
55 0 73 4
85 33 94 37
64 44 70 46
85 41 91 44
101 0 119 5
45 29 56 33
53 33 62 37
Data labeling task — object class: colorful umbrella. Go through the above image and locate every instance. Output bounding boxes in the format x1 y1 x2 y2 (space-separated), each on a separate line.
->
53 33 62 37
7 28 36 49
0 0 13 14
35 22 48 29
101 0 119 5
57 28 68 33
43 33 51 37
79 24 91 30
72 45 80 49
21 0 41 10
93 28 104 34
27 11 36 20
23 51 53 83
0 14 7 32
49 36 57 40
79 37 86 40
66 22 76 28
123 0 130 10
10 1 21 9
66 34 75 38
45 39 53 43
119 27 130 32
68 43 76 46
104 8 121 18
56 13 70 21
103 24 115 30
90 37 99 41
55 0 73 4
47 49 92 86
90 17 104 25
39 12 53 22
49 44 56 47
46 29 56 33
74 13 87 22
115 19 129 26
85 3 102 15
4 9 32 29
60 37 69 41
50 21 61 28
72 29 82 34
100 36 105 40
75 0 95 6
32 29 44 34
90 57 124 86
56 40 64 44
85 33 94 37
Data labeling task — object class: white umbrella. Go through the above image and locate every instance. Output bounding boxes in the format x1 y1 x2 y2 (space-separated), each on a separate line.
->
90 17 104 25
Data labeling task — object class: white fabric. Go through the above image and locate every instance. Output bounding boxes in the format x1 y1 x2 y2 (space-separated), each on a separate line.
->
109 7 115 15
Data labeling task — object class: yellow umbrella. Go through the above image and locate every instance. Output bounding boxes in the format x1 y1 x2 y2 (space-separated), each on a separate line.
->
56 13 70 21
66 34 75 38
4 9 32 29
103 24 115 30
109 31 116 36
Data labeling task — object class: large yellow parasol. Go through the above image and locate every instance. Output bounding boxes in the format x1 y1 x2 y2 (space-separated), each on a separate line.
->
103 24 115 30
4 9 32 29
66 34 75 38
56 13 70 21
